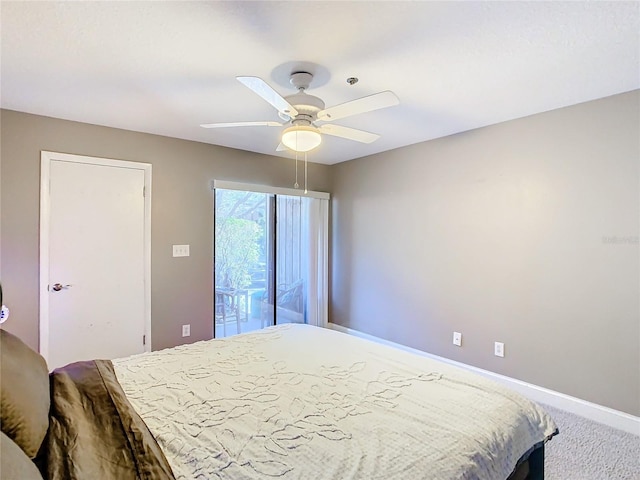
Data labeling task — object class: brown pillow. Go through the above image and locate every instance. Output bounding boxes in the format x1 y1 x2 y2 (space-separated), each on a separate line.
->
0 431 44 480
0 329 50 459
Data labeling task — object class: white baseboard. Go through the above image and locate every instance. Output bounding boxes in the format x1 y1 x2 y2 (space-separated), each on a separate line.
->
328 323 640 436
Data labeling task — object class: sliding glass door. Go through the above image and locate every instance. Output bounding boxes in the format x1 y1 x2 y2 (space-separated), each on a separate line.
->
258 195 304 327
214 189 272 337
214 185 328 338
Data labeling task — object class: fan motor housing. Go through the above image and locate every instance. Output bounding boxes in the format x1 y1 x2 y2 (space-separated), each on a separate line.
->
285 93 325 119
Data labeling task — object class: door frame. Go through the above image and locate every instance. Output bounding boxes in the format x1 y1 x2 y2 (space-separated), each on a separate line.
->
39 151 152 360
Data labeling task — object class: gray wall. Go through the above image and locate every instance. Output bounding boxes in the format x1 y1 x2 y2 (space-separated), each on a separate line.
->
331 91 640 416
0 109 332 351
2 91 639 416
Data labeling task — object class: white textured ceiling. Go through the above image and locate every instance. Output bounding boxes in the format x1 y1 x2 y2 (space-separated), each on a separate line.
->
1 1 638 165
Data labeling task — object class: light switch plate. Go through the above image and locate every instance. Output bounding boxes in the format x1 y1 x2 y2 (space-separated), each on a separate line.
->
173 244 190 257
494 342 505 357
182 324 190 337
453 332 462 347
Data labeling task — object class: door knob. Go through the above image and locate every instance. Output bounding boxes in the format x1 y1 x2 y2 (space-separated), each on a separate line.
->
51 283 71 292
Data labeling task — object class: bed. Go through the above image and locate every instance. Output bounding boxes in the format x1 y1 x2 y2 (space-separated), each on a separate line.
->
0 324 557 480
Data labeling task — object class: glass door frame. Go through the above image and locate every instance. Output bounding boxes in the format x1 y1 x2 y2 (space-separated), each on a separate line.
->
212 180 329 338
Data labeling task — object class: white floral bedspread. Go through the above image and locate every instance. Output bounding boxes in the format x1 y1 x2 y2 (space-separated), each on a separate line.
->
113 324 557 480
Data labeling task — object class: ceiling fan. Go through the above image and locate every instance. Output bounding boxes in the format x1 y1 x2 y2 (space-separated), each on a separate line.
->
200 72 400 152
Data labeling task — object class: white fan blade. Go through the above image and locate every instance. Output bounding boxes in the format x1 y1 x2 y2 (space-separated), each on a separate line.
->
317 90 399 122
319 124 380 144
237 76 299 117
200 121 282 128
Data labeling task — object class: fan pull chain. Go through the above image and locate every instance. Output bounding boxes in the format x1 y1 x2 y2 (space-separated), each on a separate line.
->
294 149 299 189
304 151 308 194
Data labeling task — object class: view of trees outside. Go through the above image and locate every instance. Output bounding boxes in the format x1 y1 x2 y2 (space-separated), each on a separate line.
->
215 189 306 336
215 190 267 292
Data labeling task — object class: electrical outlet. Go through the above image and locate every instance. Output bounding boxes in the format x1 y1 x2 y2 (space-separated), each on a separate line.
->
494 341 504 358
182 324 190 337
173 245 190 257
453 332 462 347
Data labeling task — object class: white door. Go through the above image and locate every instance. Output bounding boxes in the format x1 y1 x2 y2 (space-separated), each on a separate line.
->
40 151 151 370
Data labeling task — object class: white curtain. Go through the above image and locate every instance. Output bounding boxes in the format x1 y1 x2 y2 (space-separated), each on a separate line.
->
302 197 329 328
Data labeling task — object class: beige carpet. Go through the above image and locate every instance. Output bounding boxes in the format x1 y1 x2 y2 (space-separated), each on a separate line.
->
541 404 640 480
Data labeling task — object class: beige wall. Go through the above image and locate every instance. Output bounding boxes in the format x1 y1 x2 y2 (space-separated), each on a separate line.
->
331 91 640 416
0 110 332 351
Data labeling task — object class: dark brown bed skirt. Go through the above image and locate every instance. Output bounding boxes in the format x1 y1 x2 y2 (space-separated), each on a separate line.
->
508 443 545 480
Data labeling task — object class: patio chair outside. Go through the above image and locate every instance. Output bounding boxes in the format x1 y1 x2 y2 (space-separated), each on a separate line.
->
215 289 241 337
261 280 304 327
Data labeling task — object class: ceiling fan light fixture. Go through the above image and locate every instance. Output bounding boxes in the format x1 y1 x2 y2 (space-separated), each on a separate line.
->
281 126 322 152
